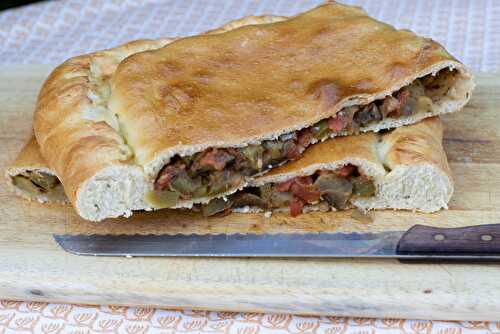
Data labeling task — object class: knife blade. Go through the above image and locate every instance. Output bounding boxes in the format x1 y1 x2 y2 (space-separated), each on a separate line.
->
54 223 500 259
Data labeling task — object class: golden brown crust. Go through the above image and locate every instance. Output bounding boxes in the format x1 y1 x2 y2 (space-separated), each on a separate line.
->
7 136 48 172
33 39 173 205
381 116 452 180
110 2 461 175
4 136 68 203
31 16 285 214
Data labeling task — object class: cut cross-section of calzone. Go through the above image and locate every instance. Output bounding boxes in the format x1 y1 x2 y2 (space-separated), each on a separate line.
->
5 137 67 204
7 118 452 216
33 2 473 221
195 117 453 217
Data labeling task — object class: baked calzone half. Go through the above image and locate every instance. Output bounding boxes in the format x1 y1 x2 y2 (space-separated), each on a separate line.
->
31 3 472 221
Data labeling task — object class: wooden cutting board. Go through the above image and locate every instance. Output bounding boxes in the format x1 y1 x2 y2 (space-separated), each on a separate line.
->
1 65 500 321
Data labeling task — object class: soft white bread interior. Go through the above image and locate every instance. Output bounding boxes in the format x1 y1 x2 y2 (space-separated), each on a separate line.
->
353 116 453 212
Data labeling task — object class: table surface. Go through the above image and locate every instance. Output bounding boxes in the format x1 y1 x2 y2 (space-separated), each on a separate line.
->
1 1 500 333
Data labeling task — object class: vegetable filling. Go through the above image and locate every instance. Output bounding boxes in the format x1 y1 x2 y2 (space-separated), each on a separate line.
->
152 69 457 205
12 171 62 196
198 164 375 217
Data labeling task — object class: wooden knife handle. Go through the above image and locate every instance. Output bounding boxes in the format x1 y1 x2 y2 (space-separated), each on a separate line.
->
397 224 500 255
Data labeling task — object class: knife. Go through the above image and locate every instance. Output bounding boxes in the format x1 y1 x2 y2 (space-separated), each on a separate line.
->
53 224 500 259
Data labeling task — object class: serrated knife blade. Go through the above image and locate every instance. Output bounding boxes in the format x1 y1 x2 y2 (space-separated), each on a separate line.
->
54 224 500 259
54 231 402 258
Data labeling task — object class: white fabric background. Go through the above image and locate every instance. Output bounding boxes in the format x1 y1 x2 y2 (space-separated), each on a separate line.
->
0 0 499 72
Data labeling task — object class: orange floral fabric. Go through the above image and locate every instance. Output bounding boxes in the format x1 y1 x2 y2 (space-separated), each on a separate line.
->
0 301 499 334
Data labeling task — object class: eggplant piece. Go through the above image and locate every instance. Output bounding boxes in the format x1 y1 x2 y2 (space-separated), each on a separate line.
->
353 103 382 127
258 184 273 201
201 198 232 216
264 141 284 160
311 119 330 139
232 192 268 209
400 96 416 117
401 86 434 116
30 172 59 191
12 176 44 194
269 191 293 208
207 170 243 196
181 155 194 166
192 185 208 197
258 183 293 208
416 95 433 113
169 171 202 196
239 145 264 170
155 190 181 207
408 80 426 97
314 173 353 209
282 140 300 160
352 176 376 197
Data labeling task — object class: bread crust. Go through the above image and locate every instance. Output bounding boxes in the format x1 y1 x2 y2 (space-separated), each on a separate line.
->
33 38 173 207
4 136 67 203
31 17 283 220
31 2 471 220
109 2 472 179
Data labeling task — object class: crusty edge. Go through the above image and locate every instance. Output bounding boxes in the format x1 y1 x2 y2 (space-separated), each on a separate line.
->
353 116 453 213
4 137 68 204
31 16 284 221
32 39 173 220
5 166 68 204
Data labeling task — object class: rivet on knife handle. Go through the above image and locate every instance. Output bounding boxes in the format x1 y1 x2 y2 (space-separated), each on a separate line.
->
396 224 500 255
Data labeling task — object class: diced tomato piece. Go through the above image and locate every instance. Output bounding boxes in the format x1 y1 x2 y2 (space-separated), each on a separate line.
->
290 183 321 203
154 162 185 191
328 115 345 132
289 197 305 217
335 164 355 178
275 179 294 192
276 176 319 203
197 148 234 171
397 87 410 105
283 142 301 160
294 176 313 186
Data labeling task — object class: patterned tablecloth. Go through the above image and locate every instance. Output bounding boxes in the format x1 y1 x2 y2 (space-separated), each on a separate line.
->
1 0 499 333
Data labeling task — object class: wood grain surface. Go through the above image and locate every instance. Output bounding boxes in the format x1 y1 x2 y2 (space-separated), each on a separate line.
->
1 65 500 320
